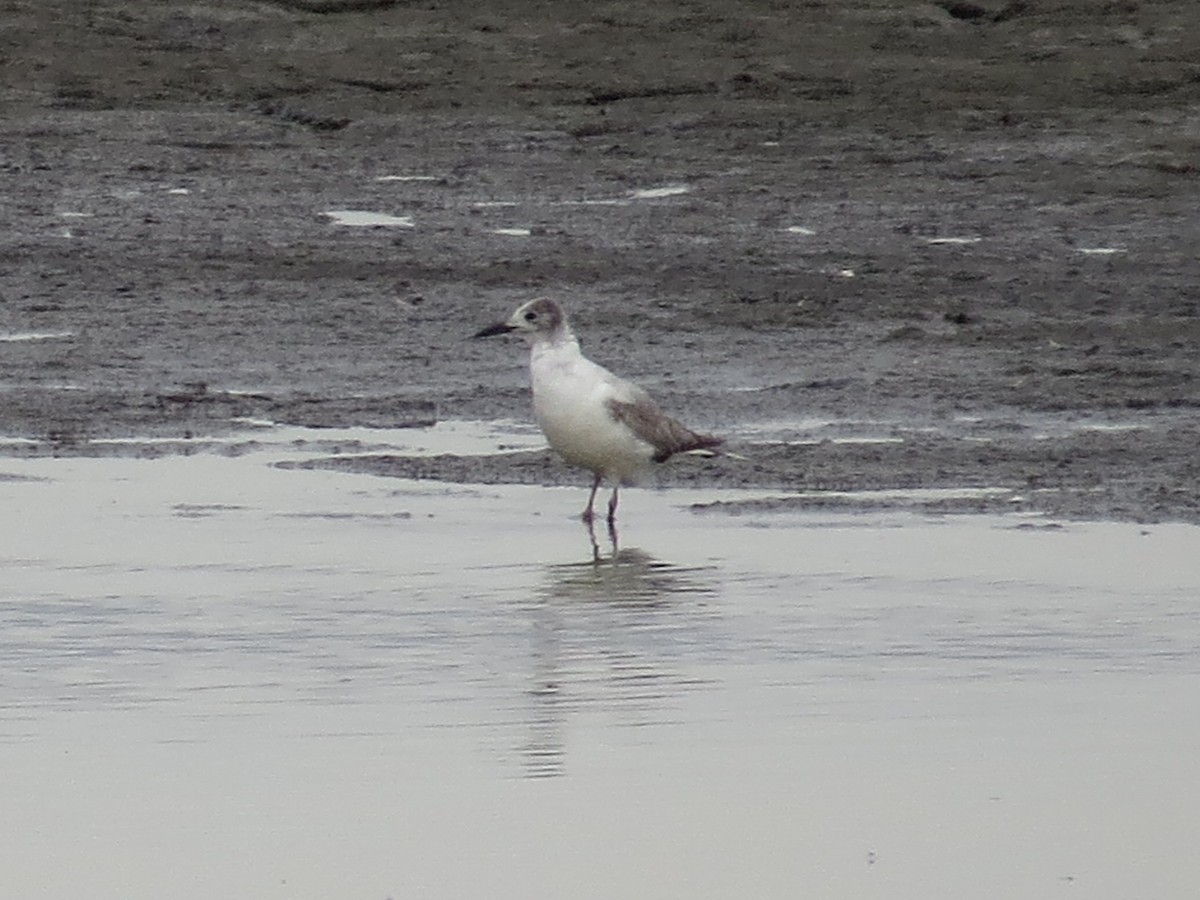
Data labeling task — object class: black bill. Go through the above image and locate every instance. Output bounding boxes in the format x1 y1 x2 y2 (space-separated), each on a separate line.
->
473 322 516 338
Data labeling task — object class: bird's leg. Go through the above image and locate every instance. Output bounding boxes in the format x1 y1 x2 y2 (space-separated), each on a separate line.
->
581 473 602 523
606 485 619 524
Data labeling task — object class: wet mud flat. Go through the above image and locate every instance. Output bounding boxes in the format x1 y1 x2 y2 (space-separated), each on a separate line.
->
2 0 1199 522
4 6 1200 896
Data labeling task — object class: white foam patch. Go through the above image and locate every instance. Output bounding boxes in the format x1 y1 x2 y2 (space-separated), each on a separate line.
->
0 331 75 343
375 175 439 182
323 210 414 227
743 435 905 448
630 185 690 199
553 198 630 207
925 237 981 245
492 228 532 237
786 226 816 235
1077 247 1125 255
65 419 544 460
789 485 1014 503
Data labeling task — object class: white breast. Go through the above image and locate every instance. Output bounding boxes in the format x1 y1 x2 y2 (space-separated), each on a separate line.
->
530 341 655 483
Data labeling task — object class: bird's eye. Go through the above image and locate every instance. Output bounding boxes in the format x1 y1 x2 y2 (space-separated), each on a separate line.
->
524 310 538 322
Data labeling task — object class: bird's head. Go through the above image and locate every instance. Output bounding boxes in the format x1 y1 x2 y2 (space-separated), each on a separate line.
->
473 297 566 341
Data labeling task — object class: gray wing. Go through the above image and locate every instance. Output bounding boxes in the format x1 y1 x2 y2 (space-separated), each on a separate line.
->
607 396 724 463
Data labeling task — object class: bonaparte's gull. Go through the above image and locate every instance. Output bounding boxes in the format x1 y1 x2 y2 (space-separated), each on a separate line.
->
474 297 724 524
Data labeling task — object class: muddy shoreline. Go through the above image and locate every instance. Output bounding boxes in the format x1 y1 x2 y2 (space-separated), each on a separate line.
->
2 1 1197 522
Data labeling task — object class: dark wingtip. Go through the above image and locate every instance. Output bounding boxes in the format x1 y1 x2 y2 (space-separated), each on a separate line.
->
652 433 724 463
473 322 515 339
688 434 725 453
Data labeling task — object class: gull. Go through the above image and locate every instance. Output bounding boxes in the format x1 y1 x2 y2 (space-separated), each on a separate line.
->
474 297 724 525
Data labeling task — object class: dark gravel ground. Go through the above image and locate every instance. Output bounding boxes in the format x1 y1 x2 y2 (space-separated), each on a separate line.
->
1 0 1197 522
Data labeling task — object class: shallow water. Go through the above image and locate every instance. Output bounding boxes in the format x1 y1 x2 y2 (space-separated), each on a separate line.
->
2 448 1198 899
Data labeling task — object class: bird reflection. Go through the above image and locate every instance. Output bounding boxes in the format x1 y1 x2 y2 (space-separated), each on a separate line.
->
585 515 618 563
551 546 703 607
518 540 718 778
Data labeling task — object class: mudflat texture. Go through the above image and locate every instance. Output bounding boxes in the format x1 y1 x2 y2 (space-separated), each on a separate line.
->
2 0 1198 521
